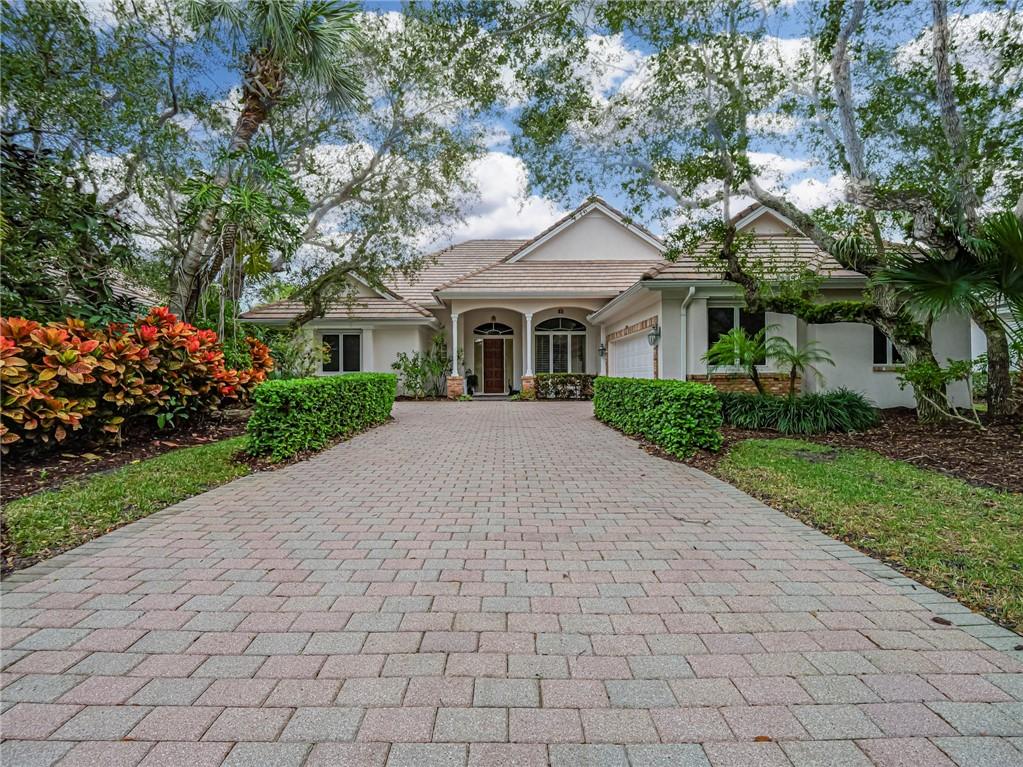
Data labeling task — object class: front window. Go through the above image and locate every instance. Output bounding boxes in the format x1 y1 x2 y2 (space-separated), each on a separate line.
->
872 327 903 365
707 306 766 365
535 317 586 373
321 332 361 373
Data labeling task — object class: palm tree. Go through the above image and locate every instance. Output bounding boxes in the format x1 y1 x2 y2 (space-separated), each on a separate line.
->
875 211 1022 419
766 337 834 398
703 326 769 395
169 0 364 319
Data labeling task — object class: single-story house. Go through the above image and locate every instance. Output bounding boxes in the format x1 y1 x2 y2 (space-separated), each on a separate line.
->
241 196 974 406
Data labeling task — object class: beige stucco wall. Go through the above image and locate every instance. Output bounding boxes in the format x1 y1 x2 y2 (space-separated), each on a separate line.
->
600 282 974 409
519 209 662 261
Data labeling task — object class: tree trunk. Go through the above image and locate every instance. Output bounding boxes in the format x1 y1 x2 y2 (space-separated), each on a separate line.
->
974 312 1015 419
168 55 279 320
749 366 766 396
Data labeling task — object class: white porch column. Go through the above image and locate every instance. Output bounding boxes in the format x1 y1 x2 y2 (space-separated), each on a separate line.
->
362 328 375 372
450 313 459 376
523 312 534 376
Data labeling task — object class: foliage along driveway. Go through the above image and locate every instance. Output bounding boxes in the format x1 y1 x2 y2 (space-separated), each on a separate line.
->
1 401 1021 767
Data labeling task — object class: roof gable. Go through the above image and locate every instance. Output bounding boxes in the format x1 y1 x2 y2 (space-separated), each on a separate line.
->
505 197 664 263
732 205 800 235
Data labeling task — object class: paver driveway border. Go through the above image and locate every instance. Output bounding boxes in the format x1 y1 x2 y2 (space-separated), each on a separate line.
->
2 401 1021 767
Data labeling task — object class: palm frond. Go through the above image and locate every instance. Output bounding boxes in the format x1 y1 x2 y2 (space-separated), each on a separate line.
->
873 250 992 317
978 211 1023 262
294 0 364 108
252 0 299 57
183 0 246 36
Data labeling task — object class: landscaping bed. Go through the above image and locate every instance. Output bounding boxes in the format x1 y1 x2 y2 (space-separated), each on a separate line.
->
1 414 248 502
685 408 1023 494
712 439 1023 633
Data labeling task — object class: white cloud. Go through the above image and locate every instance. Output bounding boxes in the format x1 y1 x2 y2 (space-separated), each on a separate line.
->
748 151 811 179
81 0 117 28
581 34 646 98
747 152 846 210
443 152 565 241
786 173 846 210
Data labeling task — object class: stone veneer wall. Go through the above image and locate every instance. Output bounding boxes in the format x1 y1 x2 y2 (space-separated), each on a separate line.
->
687 373 798 396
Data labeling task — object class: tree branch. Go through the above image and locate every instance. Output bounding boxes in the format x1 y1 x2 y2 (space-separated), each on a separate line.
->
930 0 979 224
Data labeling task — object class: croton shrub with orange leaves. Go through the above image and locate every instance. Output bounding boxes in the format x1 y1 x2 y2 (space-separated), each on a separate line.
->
0 307 273 454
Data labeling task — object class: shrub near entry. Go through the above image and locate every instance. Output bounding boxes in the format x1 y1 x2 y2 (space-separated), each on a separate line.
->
719 388 878 435
535 373 596 399
247 373 396 461
593 376 723 458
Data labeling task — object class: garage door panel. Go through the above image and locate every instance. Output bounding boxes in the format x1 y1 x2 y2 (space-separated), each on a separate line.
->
611 334 654 378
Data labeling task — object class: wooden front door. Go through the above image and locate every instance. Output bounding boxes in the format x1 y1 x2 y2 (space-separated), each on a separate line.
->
483 338 505 393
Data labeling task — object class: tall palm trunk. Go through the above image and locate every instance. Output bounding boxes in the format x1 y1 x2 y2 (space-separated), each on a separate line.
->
974 311 1015 419
168 54 280 320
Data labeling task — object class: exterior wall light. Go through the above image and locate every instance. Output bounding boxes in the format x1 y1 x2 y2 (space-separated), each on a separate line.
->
647 326 661 347
598 343 607 358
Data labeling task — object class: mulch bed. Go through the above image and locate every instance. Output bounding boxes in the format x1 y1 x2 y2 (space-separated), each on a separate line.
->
1 413 249 503
682 408 1023 494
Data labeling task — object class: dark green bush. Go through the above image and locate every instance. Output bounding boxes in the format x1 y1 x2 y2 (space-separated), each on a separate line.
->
535 373 596 400
720 388 878 435
593 376 723 458
247 373 396 461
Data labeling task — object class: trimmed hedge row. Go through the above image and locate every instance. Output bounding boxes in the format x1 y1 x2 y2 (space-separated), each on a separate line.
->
535 373 595 400
247 373 396 461
720 388 878 434
593 376 723 458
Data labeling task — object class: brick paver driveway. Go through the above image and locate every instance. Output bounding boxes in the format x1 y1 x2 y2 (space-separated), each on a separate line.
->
3 401 1022 767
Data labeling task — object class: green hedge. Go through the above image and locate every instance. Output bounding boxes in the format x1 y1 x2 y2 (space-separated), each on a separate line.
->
247 373 396 461
720 388 878 434
593 377 723 458
535 373 595 400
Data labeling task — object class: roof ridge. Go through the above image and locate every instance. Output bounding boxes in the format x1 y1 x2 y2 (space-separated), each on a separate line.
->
431 257 508 292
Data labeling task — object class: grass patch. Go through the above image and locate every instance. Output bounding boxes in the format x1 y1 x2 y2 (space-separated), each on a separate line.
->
716 439 1023 633
2 436 249 570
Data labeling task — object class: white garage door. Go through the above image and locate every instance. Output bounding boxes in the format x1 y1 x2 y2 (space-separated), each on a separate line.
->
611 334 654 378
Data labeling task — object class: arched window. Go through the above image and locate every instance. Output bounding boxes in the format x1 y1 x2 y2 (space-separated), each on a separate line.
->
473 322 514 336
535 317 586 332
535 317 586 373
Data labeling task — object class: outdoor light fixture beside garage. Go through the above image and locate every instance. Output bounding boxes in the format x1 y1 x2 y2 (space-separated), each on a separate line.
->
647 325 661 347
598 343 606 358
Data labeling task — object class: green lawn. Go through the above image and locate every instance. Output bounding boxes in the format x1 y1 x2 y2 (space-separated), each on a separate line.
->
716 439 1023 633
2 436 249 568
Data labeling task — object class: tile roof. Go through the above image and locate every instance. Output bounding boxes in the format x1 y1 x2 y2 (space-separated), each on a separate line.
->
644 235 864 281
385 240 526 306
239 295 434 323
435 260 663 296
